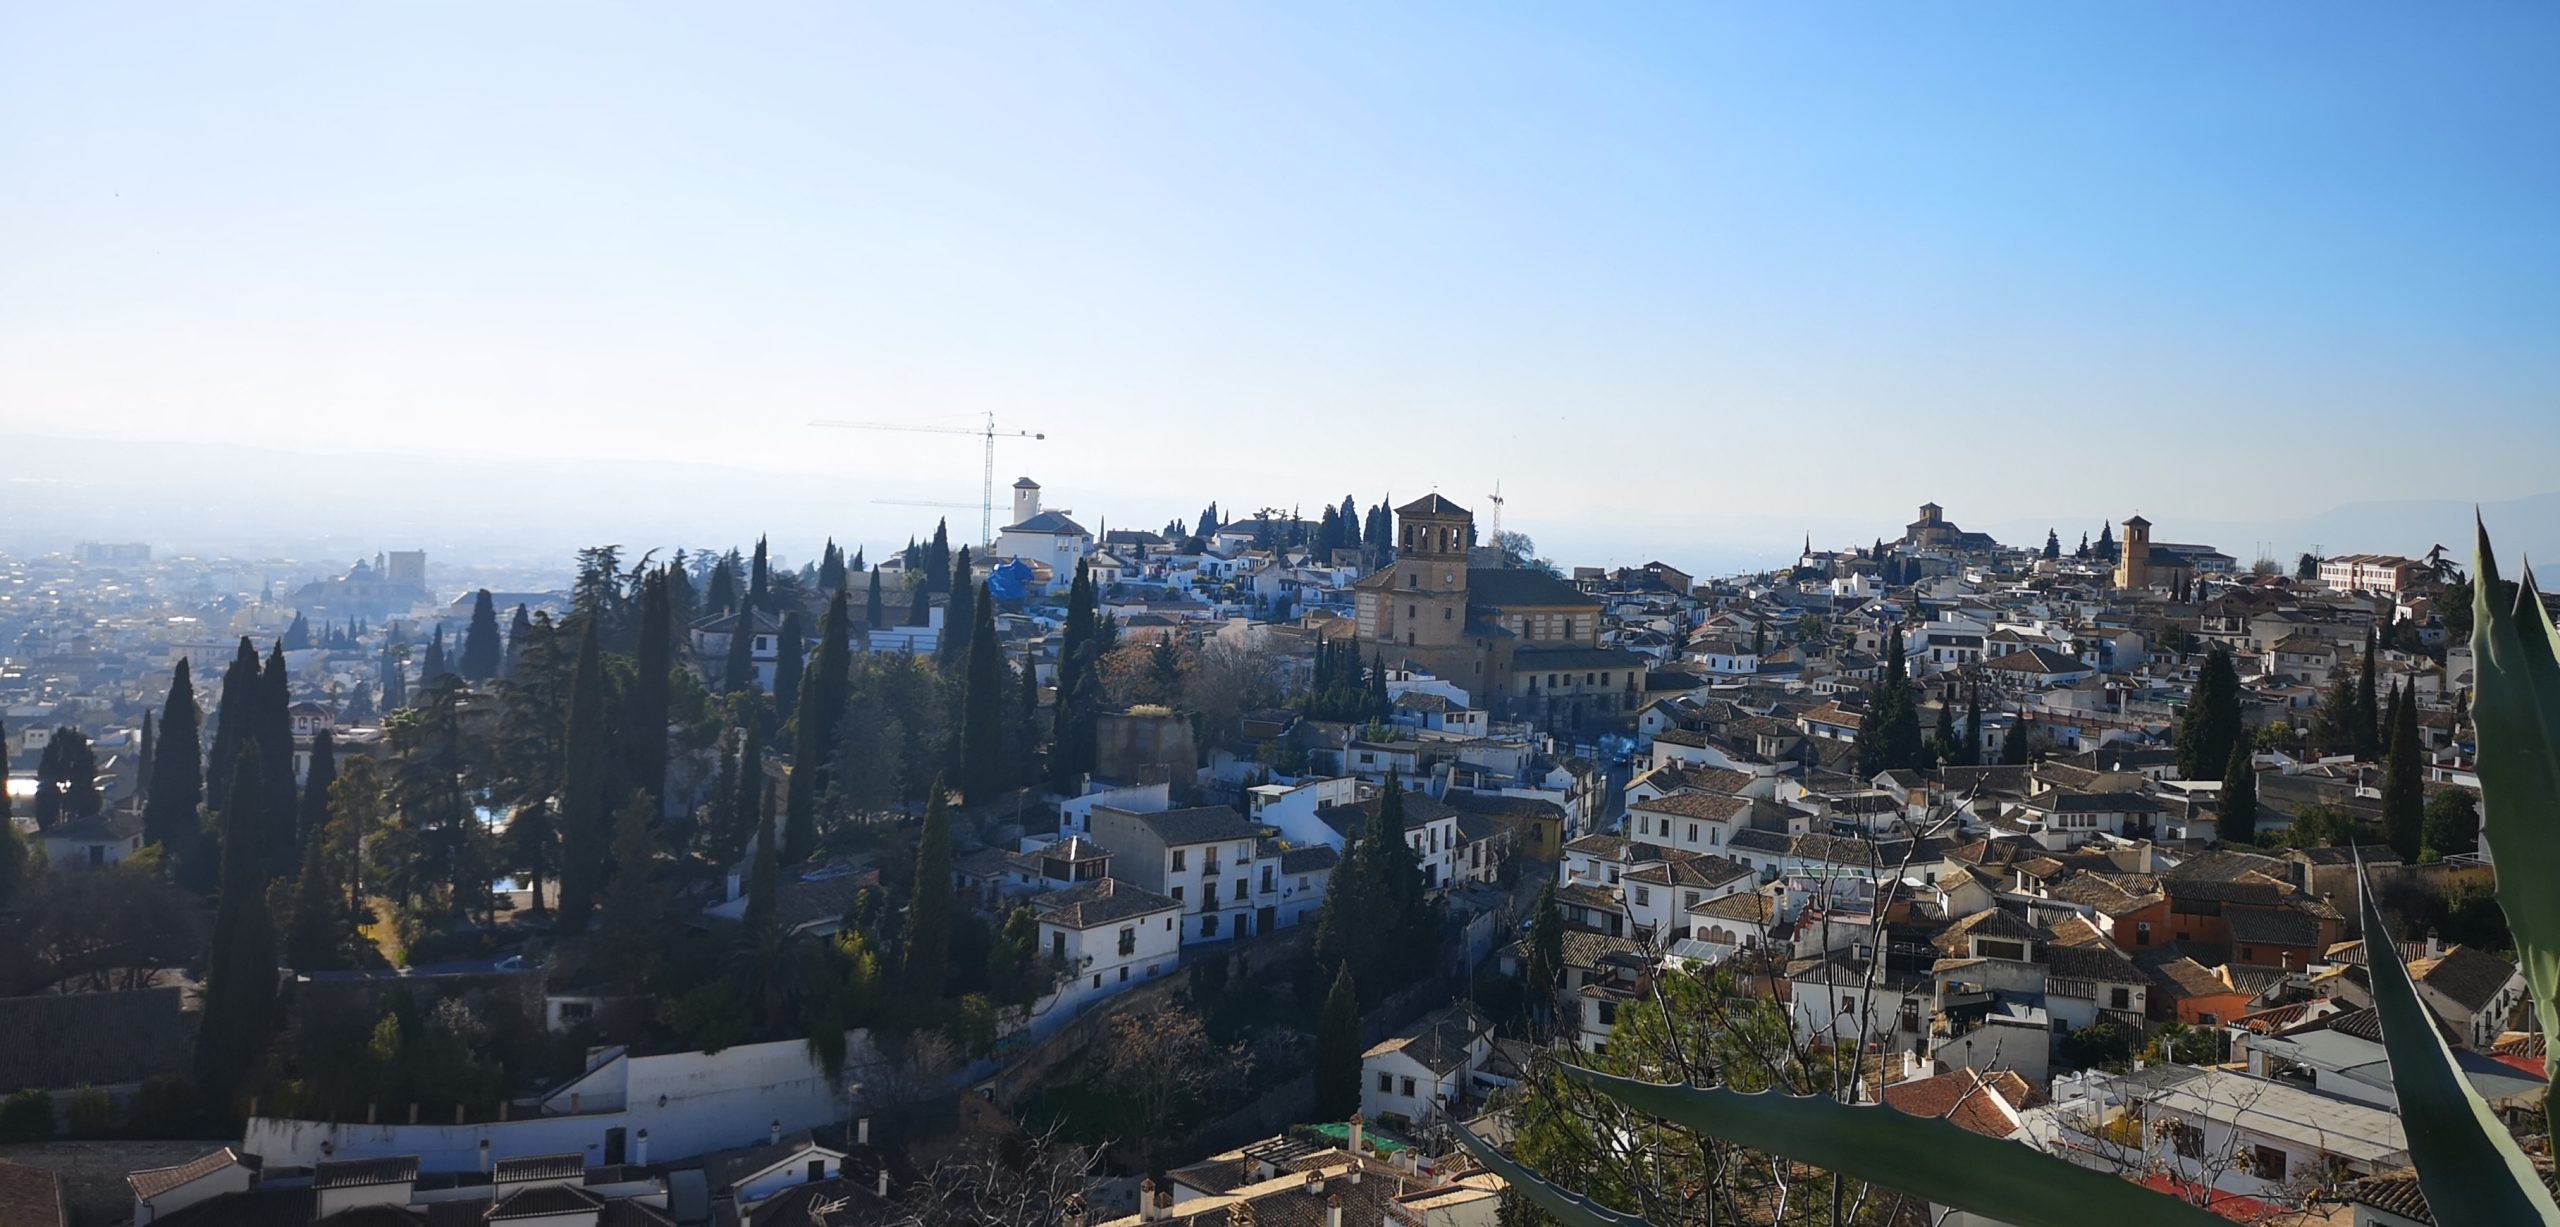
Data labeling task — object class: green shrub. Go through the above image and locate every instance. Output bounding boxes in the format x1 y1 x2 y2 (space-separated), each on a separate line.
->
0 1089 55 1142
64 1084 113 1138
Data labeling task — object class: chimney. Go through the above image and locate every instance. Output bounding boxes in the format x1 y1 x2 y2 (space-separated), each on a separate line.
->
2426 931 2443 960
770 1119 783 1145
634 1129 649 1166
1138 1179 1162 1223
857 1117 871 1146
1348 1110 1363 1156
408 1103 420 1124
1326 1194 1343 1227
878 1168 891 1199
1306 1172 1326 1196
478 1139 491 1174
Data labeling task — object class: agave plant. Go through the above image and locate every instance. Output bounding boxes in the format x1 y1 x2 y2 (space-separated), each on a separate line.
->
1463 521 2560 1227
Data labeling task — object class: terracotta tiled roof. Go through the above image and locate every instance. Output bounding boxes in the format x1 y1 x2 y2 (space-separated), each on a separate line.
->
1878 1068 2029 1139
130 1149 254 1202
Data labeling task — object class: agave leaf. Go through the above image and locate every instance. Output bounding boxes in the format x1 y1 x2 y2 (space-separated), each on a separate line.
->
2356 855 2559 1225
1450 1122 1657 1227
1555 1065 2228 1227
2470 519 2560 1079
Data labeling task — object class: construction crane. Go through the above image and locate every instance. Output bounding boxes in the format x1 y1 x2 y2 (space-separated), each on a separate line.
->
810 413 1047 547
872 498 977 511
1485 480 1505 545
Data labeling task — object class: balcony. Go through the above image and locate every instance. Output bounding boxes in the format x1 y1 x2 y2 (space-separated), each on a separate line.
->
1200 860 1223 876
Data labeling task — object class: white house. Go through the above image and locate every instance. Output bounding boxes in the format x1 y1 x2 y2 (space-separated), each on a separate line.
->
1087 804 1272 943
1027 877 1182 1036
1360 1003 1492 1126
37 813 144 872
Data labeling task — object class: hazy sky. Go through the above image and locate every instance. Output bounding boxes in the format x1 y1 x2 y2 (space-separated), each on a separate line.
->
4 4 2555 569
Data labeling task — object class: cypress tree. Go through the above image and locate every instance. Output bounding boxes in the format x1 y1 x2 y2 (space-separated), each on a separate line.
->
378 639 407 711
1015 654 1041 774
282 611 310 651
2221 739 2258 845
722 719 765 868
865 569 886 631
624 570 673 817
285 804 344 971
819 540 847 593
748 536 772 614
906 581 930 628
592 795 671 989
723 603 758 695
556 617 611 933
258 643 298 877
1999 718 2033 765
298 729 337 854
902 779 954 995
503 604 534 679
2175 645 2242 781
1962 675 1984 767
706 552 740 614
744 792 779 934
927 520 953 594
784 590 853 863
2356 626 2381 759
941 548 977 667
1314 963 1361 1121
961 586 1004 801
205 639 260 823
1525 881 1564 1030
2382 683 2425 862
195 740 276 1111
1932 695 1956 764
421 628 448 686
143 660 203 853
460 590 504 680
771 610 806 724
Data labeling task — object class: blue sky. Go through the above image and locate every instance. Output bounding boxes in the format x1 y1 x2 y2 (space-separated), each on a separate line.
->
3 4 2554 569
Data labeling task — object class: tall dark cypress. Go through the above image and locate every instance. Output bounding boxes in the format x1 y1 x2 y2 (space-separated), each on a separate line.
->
2382 683 2425 861
205 639 261 822
748 536 772 614
2221 738 2259 845
728 718 764 868
772 610 806 724
865 569 886 631
556 617 611 933
784 589 852 862
723 604 758 695
378 640 407 711
1963 675 1984 767
460 589 504 680
421 628 449 686
706 551 740 614
624 569 673 817
940 548 977 668
1314 963 1361 1120
818 540 846 593
1339 496 1361 548
258 643 298 877
195 740 275 1111
907 580 931 628
960 586 1004 801
926 520 953 594
503 604 534 678
2356 626 2381 759
143 660 204 853
297 729 337 855
902 779 954 993
2176 645 2242 782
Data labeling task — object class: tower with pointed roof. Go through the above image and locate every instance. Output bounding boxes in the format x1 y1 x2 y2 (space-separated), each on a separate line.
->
2115 515 2153 590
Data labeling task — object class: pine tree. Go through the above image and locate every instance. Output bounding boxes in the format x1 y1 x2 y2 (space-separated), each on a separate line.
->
960 586 1004 801
1314 963 1361 1121
503 604 534 679
2356 626 2381 759
206 639 261 823
624 569 673 818
2176 645 2242 782
2382 683 2425 862
2043 529 2061 561
902 779 954 995
784 590 853 863
460 590 504 680
771 610 806 724
555 617 611 934
195 740 276 1112
298 729 337 854
143 660 203 854
258 643 299 877
2220 739 2258 845
2311 672 2361 756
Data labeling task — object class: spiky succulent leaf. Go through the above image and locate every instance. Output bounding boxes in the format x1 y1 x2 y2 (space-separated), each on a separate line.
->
1451 1125 1656 1227
2357 855 2558 1225
2471 519 2560 1079
1554 1065 2230 1227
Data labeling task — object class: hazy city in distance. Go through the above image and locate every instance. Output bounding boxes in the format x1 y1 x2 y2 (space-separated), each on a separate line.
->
1 6 2555 1227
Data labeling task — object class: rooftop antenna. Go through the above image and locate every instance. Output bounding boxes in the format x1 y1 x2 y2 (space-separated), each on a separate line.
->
810 412 1048 547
